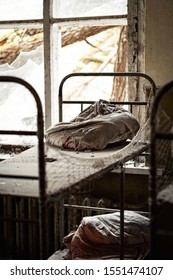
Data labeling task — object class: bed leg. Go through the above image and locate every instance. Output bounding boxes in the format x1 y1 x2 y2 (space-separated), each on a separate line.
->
120 164 125 260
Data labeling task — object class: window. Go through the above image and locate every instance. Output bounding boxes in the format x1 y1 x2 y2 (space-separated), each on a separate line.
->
0 0 128 144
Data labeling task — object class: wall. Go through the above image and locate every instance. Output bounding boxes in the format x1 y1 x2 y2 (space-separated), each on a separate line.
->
145 0 173 86
92 170 149 211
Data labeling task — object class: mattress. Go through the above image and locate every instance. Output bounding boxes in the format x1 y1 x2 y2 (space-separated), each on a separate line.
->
0 135 149 199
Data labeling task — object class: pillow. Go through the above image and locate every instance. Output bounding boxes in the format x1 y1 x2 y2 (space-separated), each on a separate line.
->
63 211 150 259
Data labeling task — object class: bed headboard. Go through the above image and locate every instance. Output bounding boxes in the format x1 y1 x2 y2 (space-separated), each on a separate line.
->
58 72 156 122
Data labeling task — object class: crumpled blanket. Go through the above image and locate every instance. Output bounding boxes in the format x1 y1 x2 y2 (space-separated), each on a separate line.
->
63 211 150 260
46 99 140 151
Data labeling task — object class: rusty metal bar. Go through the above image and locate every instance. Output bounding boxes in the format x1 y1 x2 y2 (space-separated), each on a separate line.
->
15 197 25 259
120 164 125 260
0 130 36 135
0 174 38 180
62 100 147 105
63 203 148 215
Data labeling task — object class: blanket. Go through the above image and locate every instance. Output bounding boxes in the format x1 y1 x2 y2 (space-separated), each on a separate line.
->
63 211 150 260
46 100 140 151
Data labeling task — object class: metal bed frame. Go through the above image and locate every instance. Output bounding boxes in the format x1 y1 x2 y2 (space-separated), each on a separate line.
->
59 72 156 121
0 76 47 259
0 72 156 260
150 80 173 259
58 72 156 259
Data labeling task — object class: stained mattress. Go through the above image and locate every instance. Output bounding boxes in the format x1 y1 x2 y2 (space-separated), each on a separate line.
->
0 125 149 198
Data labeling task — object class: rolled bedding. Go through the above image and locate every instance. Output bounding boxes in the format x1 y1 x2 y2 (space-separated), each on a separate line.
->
46 99 140 151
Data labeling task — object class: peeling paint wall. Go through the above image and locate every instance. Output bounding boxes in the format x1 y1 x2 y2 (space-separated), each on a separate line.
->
128 0 146 123
145 0 173 86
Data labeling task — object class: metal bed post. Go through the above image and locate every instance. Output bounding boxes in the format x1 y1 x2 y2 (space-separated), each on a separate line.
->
120 164 125 259
150 80 173 259
0 76 47 259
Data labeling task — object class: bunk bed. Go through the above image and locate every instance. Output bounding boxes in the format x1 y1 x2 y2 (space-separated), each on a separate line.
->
0 76 46 259
0 72 156 260
149 80 173 259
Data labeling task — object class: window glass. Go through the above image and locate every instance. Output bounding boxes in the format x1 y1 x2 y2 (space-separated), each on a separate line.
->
0 41 44 144
0 0 43 20
53 0 127 18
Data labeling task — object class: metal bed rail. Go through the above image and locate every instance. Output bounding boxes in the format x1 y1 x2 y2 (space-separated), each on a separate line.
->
0 76 47 259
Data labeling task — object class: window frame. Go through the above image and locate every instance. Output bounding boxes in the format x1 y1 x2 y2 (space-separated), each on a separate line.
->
0 0 145 130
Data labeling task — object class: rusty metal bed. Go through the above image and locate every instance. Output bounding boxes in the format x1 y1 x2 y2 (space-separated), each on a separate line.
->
150 80 173 259
0 73 156 259
0 76 47 259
